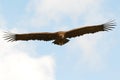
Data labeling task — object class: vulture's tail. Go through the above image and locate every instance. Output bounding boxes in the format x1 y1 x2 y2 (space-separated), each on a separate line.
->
52 39 69 45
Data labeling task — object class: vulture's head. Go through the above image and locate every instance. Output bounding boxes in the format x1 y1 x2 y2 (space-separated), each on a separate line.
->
57 31 65 39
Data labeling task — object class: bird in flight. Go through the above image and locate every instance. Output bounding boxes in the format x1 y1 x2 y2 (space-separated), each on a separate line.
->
4 20 115 46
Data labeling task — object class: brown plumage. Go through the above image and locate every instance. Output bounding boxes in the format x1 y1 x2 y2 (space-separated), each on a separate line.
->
4 20 115 45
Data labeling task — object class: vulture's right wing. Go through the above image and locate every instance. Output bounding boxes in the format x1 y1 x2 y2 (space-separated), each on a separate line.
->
4 32 57 42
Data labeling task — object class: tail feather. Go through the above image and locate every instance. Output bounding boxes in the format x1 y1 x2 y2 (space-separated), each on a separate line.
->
53 39 69 45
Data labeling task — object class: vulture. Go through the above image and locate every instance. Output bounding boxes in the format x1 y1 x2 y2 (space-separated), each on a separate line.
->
4 20 115 46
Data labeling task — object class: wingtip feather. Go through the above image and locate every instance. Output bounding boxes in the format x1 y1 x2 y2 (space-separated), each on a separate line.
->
103 20 116 31
3 32 16 42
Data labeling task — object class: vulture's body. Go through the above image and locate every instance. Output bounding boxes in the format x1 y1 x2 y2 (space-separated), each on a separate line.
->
4 21 115 46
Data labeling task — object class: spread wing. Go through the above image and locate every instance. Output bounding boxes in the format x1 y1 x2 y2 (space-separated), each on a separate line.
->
65 20 115 38
4 32 57 42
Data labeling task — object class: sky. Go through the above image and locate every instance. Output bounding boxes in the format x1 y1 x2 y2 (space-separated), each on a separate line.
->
0 0 120 80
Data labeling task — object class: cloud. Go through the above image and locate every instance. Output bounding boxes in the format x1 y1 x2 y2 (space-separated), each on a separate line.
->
0 5 55 79
55 0 109 70
0 29 55 80
27 0 96 16
24 0 101 27
0 2 55 79
77 35 104 69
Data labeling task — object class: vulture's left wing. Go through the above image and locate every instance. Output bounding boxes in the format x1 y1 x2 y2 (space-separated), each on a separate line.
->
4 32 57 41
65 21 115 38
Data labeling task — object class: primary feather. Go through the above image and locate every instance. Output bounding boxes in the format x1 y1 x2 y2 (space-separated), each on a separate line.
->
4 20 115 45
